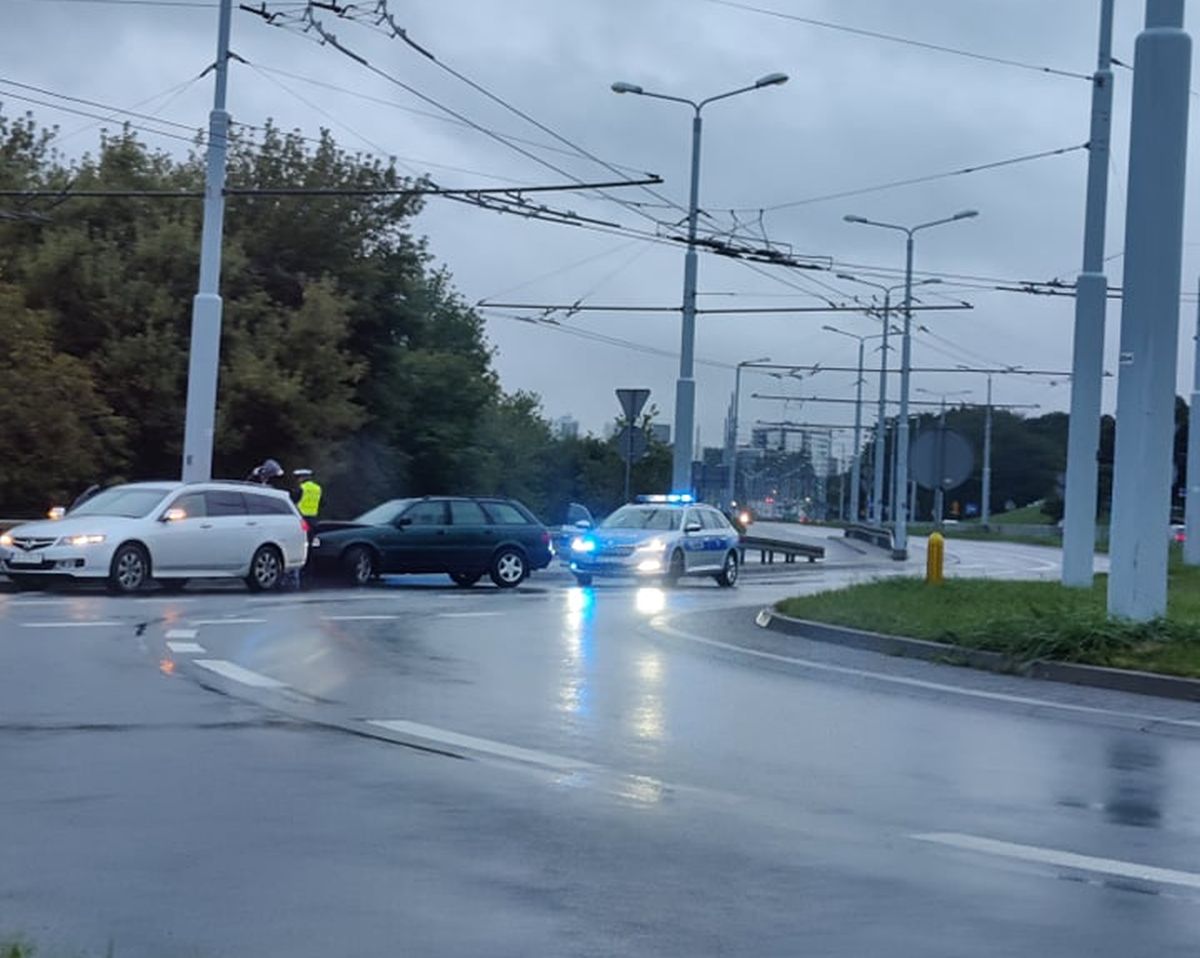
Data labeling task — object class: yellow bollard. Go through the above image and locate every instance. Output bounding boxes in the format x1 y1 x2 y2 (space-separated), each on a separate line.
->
926 532 945 584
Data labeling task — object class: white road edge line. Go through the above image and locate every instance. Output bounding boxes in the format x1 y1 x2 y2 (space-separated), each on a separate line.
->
165 628 198 640
321 614 399 621
166 641 206 654
912 832 1200 890
193 659 287 689
20 621 122 628
438 611 503 619
367 719 591 772
650 617 1200 731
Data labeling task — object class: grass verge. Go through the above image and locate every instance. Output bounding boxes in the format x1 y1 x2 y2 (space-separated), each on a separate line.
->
776 563 1200 679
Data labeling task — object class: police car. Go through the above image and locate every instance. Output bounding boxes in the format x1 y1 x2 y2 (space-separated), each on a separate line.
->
567 495 741 588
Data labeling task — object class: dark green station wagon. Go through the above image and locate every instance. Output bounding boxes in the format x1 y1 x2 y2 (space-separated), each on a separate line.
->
309 496 554 588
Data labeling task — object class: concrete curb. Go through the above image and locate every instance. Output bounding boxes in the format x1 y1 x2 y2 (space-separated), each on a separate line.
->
755 608 1200 704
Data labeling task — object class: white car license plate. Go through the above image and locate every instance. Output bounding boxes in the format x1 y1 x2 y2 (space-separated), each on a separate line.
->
8 553 43 566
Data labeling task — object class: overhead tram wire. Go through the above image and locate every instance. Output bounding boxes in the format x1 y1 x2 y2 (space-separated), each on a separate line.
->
698 0 1092 81
242 4 684 229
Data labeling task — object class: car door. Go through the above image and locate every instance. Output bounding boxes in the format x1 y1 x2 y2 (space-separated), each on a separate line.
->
699 508 732 570
151 492 213 574
391 499 450 572
202 489 254 571
448 499 492 571
681 508 709 572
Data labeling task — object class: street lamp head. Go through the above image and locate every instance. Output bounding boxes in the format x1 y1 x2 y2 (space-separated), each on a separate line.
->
843 214 868 224
953 209 979 221
754 72 789 88
918 278 943 286
821 324 838 333
741 355 771 366
611 81 643 95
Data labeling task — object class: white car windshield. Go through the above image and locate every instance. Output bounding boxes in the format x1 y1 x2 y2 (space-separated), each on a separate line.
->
69 487 173 519
355 499 413 526
600 506 683 531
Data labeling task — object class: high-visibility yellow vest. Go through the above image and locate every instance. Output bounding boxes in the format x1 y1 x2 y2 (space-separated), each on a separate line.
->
298 480 323 517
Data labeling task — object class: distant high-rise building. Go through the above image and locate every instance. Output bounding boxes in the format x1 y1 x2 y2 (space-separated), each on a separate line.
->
553 415 579 440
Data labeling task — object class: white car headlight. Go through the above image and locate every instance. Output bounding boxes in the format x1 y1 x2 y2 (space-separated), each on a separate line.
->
60 534 106 547
0 532 12 548
571 536 596 553
635 537 666 553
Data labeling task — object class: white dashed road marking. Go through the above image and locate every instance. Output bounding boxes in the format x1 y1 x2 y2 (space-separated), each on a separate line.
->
193 659 287 688
913 832 1200 890
21 621 122 629
367 719 591 771
322 614 399 622
166 641 206 654
165 628 198 640
438 611 503 619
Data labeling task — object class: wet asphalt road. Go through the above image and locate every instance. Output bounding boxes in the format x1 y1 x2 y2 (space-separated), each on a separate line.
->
6 529 1200 956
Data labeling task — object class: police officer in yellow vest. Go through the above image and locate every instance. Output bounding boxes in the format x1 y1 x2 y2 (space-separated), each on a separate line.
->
293 468 322 523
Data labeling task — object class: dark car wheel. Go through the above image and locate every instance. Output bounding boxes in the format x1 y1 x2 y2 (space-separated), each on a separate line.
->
490 548 527 588
664 549 685 588
572 573 593 587
108 543 150 595
343 546 376 587
715 550 739 588
246 546 283 592
450 571 482 588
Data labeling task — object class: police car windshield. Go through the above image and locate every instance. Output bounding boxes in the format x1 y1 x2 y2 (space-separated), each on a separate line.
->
356 499 413 526
600 506 683 531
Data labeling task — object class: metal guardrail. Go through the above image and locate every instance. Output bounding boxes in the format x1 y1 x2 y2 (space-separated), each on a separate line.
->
844 523 894 551
738 534 825 564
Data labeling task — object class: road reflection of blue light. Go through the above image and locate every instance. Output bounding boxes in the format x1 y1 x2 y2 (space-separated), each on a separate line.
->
560 587 595 717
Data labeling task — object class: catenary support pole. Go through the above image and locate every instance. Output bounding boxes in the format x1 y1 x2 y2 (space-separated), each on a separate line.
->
1062 0 1117 586
1184 277 1200 564
1108 0 1191 620
181 0 233 482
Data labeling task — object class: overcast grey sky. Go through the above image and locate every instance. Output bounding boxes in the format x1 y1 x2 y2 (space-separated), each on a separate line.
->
5 0 1199 454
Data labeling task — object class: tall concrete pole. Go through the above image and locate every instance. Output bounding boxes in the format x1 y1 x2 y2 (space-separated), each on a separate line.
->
1062 0 1116 586
1184 277 1200 564
872 292 891 524
849 338 865 521
672 112 703 494
1108 0 1191 620
893 234 915 558
180 0 233 482
982 374 994 527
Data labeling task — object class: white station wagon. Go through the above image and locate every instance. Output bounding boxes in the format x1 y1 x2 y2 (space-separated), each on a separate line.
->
0 481 308 594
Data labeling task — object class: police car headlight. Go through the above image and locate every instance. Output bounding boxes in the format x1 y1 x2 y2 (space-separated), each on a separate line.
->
635 537 666 552
571 536 596 553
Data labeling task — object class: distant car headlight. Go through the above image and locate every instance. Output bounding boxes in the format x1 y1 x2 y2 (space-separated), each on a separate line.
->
0 532 12 548
571 536 596 553
59 534 106 547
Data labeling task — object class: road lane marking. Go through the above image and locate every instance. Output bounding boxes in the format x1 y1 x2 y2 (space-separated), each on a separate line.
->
913 832 1200 890
166 641 206 654
321 614 399 621
188 618 267 626
193 659 286 688
165 628 198 639
437 611 502 619
653 618 1200 731
367 719 591 771
20 621 122 628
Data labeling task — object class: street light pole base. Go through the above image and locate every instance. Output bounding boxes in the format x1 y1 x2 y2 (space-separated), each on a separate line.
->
891 548 908 561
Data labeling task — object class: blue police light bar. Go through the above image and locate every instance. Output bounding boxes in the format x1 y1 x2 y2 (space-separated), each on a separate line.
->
636 494 695 504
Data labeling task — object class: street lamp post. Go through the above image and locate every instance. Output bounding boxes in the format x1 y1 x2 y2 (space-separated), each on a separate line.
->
837 273 940 525
613 72 788 493
983 374 994 527
821 325 887 522
844 210 979 558
725 356 771 507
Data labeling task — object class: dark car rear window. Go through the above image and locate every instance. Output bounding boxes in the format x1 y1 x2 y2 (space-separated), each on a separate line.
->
205 490 247 517
481 501 531 525
245 493 293 516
